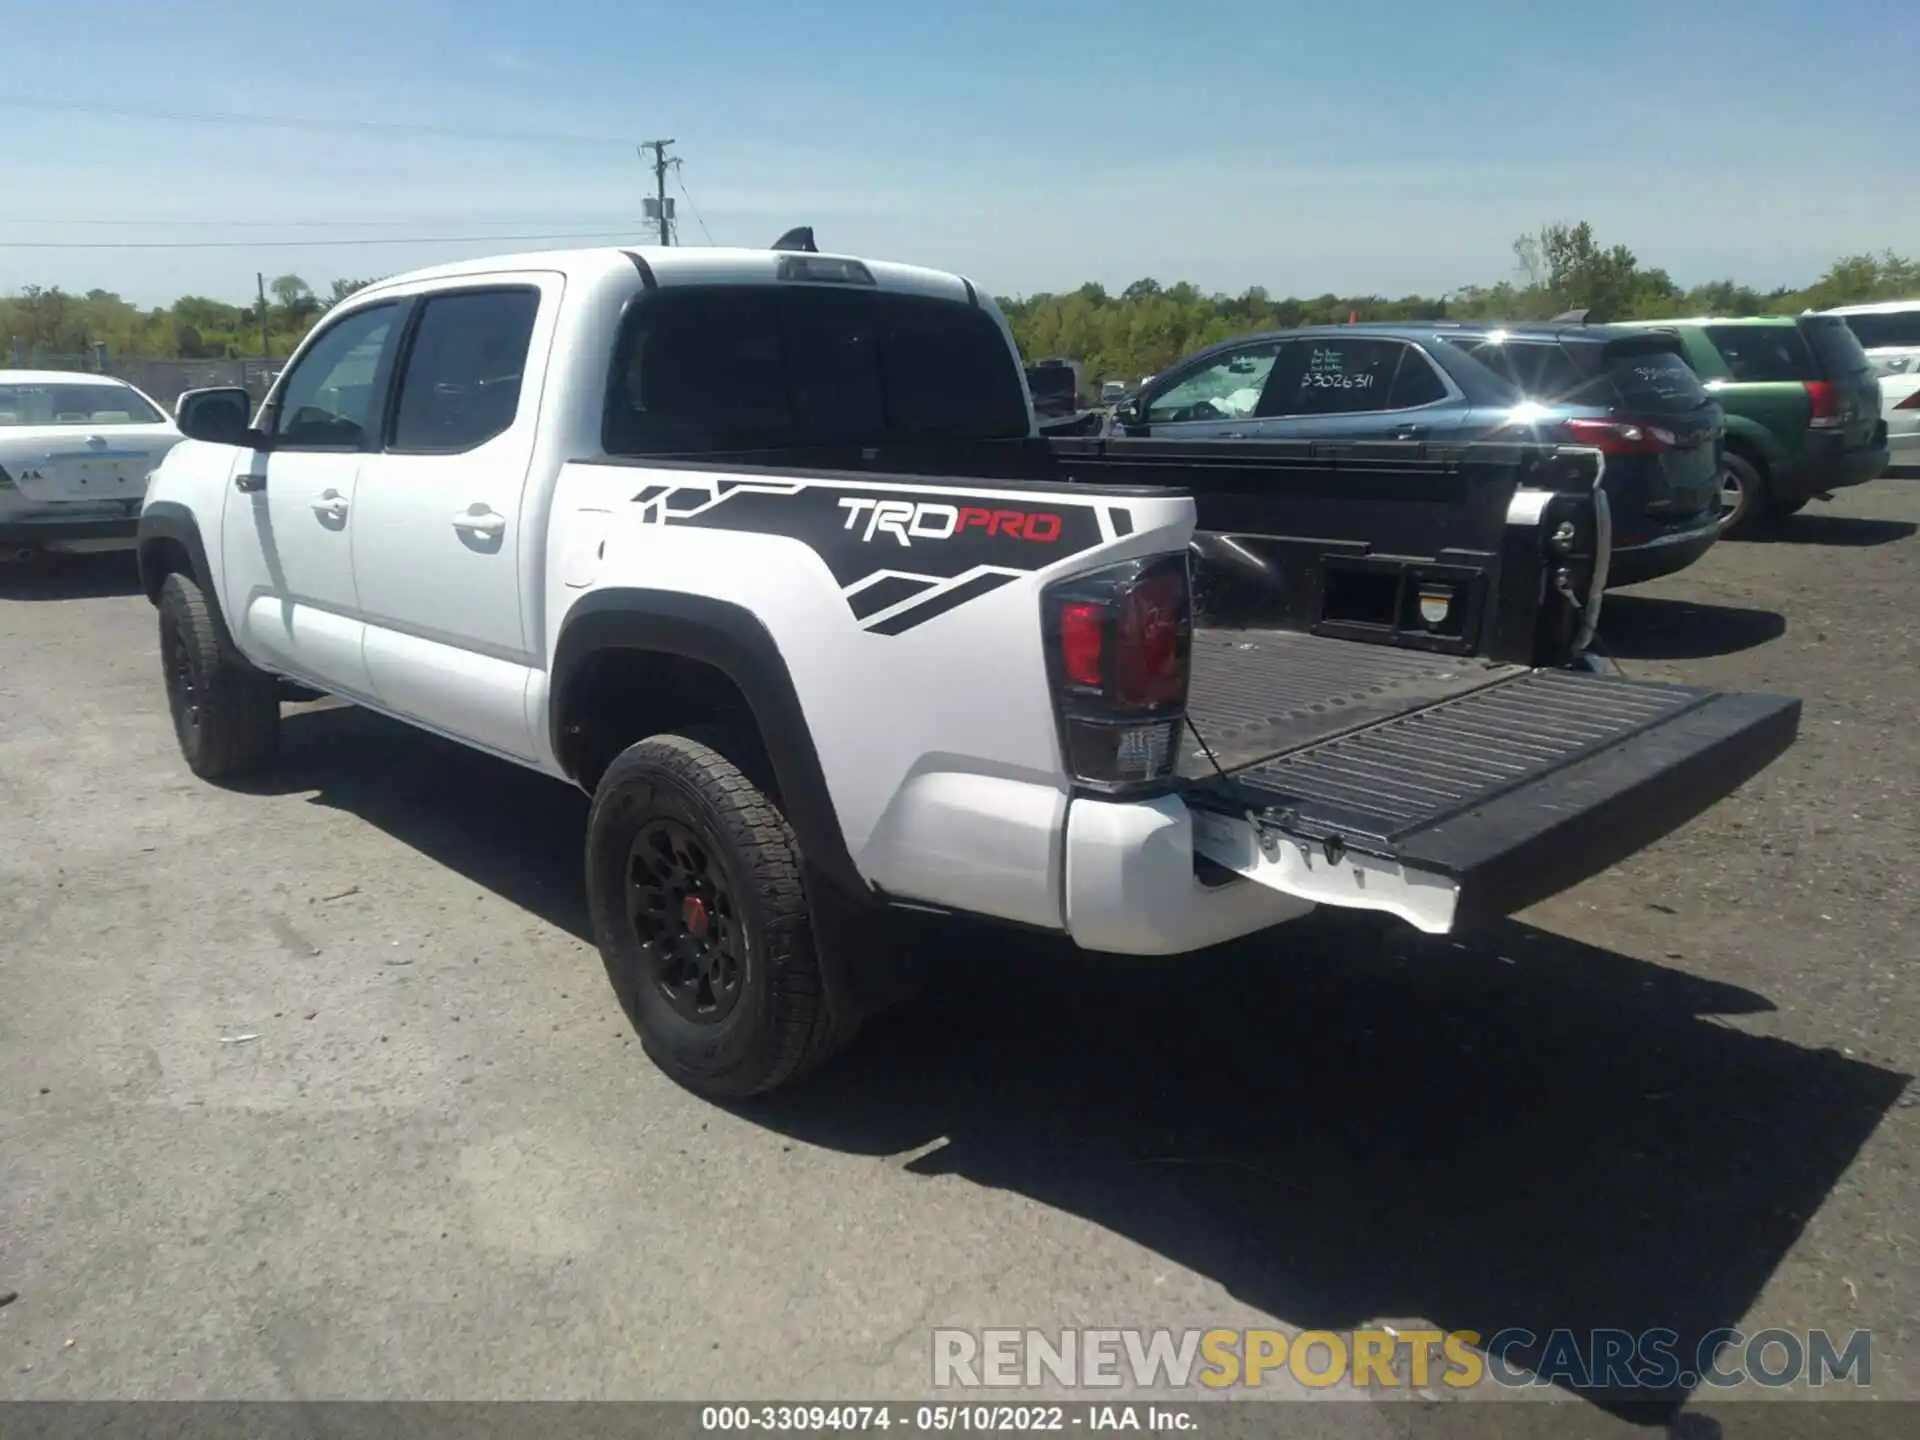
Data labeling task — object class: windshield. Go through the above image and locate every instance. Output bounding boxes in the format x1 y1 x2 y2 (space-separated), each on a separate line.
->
0 380 164 426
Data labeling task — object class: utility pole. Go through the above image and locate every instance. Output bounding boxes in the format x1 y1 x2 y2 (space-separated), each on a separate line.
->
639 138 676 245
256 272 269 358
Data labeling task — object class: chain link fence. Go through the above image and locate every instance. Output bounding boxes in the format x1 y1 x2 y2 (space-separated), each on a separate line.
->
5 350 280 411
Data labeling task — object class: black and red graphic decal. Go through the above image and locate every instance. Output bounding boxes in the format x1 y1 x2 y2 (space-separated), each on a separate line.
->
632 478 1110 634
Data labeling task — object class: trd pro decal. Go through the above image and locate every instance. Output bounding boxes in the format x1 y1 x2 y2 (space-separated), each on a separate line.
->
632 477 1106 634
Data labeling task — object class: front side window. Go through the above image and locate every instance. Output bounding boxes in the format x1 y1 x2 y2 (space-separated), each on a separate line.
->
0 382 163 426
1144 345 1282 424
390 289 541 452
271 303 398 448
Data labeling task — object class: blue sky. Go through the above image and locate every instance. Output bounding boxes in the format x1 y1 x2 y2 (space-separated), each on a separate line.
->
3 0 1915 307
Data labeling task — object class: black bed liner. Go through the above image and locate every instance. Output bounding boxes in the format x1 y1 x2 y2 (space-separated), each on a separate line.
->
1182 629 1525 776
1185 630 1802 925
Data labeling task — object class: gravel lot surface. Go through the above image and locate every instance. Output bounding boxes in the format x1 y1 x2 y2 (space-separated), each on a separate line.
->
3 480 1916 1432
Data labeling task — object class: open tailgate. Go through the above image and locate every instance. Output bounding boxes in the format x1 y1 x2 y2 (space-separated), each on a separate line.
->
1183 665 1800 934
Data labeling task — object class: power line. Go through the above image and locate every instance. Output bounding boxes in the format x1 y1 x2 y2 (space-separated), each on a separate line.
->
2 215 645 229
0 94 630 147
674 168 718 246
0 229 642 250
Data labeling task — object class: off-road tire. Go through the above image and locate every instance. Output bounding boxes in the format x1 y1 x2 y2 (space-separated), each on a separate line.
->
157 570 280 777
586 732 848 1099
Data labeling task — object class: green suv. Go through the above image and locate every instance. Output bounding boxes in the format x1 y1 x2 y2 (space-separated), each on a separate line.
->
1611 316 1888 534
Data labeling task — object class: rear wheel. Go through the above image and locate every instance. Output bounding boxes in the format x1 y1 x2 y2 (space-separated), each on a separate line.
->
158 571 281 777
1717 452 1769 537
585 732 849 1099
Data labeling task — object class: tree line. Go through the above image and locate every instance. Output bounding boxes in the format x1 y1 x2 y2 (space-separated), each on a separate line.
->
997 223 1918 387
4 221 1915 382
1 273 384 362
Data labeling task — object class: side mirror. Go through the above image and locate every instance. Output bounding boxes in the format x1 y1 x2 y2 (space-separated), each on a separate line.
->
175 387 259 446
1115 401 1144 430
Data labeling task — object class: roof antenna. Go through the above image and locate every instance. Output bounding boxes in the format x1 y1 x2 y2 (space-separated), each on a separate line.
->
1550 308 1592 324
771 226 818 253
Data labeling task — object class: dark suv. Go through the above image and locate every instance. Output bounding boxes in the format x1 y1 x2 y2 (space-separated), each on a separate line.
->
1116 322 1726 586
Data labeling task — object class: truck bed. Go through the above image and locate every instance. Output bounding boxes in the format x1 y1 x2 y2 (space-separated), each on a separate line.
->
1183 627 1525 776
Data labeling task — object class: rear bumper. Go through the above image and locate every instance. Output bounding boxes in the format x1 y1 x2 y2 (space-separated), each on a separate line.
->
1776 430 1890 499
0 513 140 546
1062 794 1317 954
1606 512 1719 588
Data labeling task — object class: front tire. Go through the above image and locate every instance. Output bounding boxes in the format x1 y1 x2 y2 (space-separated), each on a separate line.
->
1717 452 1769 537
586 733 847 1099
157 571 280 778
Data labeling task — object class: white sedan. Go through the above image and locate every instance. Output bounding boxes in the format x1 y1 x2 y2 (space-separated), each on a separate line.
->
0 372 184 559
1881 369 1920 472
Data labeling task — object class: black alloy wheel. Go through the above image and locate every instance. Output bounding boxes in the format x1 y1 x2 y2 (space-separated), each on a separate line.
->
628 817 745 1023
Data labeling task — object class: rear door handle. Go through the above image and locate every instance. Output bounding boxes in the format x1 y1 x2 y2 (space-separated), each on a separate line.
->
310 492 349 520
452 510 506 539
1391 424 1430 440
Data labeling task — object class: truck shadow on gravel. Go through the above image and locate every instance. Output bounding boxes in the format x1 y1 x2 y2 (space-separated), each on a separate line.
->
1593 595 1786 661
263 704 1908 1424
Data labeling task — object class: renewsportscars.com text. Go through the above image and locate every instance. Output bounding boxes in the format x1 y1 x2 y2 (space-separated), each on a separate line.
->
932 1327 1871 1392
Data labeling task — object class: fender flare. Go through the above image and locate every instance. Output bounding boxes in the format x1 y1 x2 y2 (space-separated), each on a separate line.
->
137 502 241 657
550 588 872 909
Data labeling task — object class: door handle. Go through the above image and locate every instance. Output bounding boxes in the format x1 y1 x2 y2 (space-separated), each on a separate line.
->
1391 424 1430 440
452 510 506 539
1223 431 1248 440
310 492 349 520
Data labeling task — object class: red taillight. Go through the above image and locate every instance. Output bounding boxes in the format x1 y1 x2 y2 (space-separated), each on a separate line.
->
1804 381 1842 428
1560 418 1678 455
1115 569 1187 708
1043 555 1192 792
1896 388 1920 411
1059 602 1105 687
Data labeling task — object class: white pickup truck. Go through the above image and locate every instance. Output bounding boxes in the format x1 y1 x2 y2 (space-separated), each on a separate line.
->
139 237 1801 1098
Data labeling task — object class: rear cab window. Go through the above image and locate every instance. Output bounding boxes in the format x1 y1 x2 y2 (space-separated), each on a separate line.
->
602 286 1032 453
1702 326 1815 383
